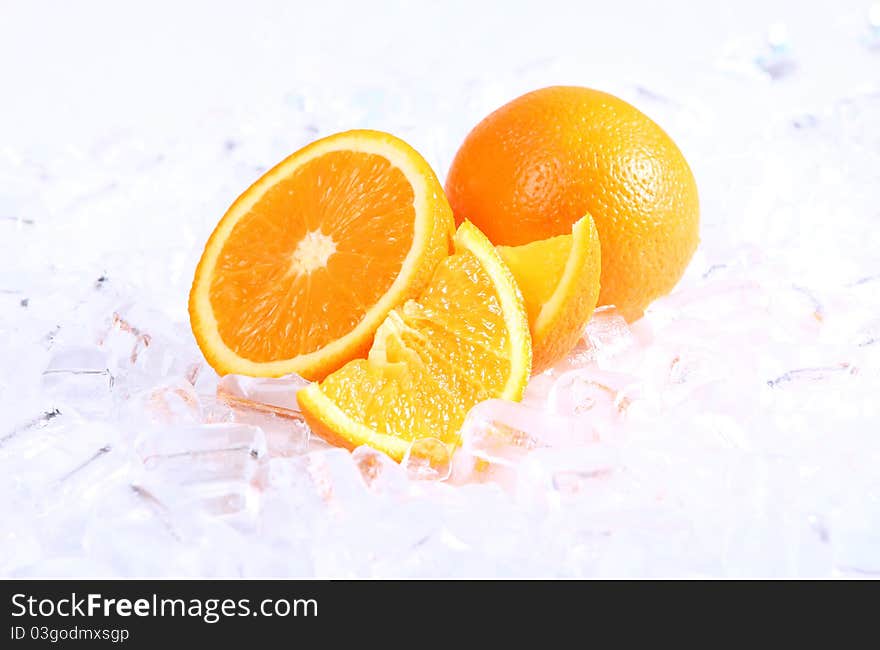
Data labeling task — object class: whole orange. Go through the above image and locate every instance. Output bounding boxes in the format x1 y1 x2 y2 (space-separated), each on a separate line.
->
445 86 699 322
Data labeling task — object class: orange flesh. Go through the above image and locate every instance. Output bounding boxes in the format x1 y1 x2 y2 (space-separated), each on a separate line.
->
496 215 602 371
316 248 516 445
209 151 415 362
498 234 571 329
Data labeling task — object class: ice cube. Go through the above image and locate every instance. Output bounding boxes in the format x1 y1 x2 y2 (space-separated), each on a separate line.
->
99 310 153 367
99 308 206 396
461 399 590 458
582 306 635 368
41 345 113 413
132 423 267 524
547 368 636 436
1 409 120 507
270 448 369 514
53 442 128 503
451 399 590 490
352 445 408 495
216 374 312 456
217 372 309 412
123 380 203 426
401 437 452 481
228 407 311 457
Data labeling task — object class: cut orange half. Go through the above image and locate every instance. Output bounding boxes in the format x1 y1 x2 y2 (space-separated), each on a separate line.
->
497 215 601 372
189 130 454 380
298 221 531 461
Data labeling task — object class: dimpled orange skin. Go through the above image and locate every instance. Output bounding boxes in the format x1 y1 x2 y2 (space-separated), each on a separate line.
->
445 86 700 322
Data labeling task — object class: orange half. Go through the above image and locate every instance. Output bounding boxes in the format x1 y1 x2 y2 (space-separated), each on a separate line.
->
189 130 453 380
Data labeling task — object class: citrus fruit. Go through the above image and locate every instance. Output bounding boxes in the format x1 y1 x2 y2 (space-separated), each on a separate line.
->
189 129 454 381
298 221 531 461
497 214 601 372
445 86 699 321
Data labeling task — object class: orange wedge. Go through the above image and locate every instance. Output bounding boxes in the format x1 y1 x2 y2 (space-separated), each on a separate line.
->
497 215 601 372
189 130 454 380
298 221 531 461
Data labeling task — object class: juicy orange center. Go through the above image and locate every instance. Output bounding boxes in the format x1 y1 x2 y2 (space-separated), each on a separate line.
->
289 230 338 275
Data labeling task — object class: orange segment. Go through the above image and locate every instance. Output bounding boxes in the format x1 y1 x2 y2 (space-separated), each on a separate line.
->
298 221 531 461
498 215 601 372
189 130 453 380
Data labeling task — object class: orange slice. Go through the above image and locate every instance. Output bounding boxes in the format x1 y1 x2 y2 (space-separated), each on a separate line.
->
298 221 531 461
497 215 601 372
189 130 454 380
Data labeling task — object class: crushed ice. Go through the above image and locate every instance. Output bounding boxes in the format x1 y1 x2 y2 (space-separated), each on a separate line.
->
2 6 879 578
